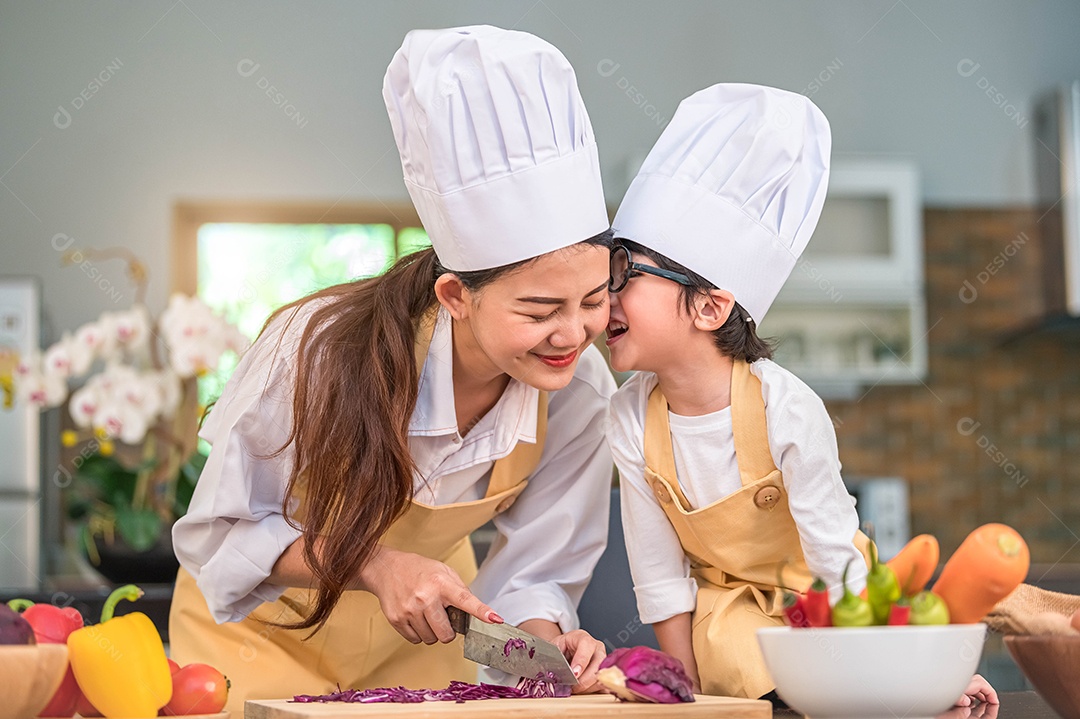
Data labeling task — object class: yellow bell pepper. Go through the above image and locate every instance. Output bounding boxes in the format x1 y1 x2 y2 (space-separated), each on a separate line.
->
67 584 172 718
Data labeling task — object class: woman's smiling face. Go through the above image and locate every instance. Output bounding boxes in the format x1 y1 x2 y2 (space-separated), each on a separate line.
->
446 243 611 391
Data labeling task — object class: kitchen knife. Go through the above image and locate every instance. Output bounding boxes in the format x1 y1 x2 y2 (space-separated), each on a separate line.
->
446 606 578 686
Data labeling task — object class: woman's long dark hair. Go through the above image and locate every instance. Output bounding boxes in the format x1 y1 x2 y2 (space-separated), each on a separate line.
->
618 239 774 362
263 230 613 632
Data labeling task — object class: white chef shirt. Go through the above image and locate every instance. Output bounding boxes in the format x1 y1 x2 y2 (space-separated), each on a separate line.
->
607 360 868 625
174 303 616 631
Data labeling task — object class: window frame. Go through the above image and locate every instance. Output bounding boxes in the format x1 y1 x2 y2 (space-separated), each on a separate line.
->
170 200 423 294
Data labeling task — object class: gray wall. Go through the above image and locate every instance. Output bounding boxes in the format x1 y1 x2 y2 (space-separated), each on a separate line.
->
2 0 1079 334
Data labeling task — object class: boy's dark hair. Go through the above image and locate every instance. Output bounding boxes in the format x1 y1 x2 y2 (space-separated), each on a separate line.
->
618 239 775 363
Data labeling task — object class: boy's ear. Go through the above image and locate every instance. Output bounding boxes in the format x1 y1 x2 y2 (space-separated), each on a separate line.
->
693 289 736 332
434 273 471 320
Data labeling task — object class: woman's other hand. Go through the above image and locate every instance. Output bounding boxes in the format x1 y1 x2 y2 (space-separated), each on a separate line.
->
551 629 607 694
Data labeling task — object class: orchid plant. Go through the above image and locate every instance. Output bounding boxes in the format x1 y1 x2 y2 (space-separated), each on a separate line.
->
4 247 249 561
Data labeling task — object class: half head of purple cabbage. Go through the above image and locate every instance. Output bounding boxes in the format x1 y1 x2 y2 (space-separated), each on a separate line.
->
595 646 695 703
0 604 35 645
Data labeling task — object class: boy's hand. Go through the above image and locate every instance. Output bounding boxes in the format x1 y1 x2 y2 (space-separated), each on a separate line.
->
955 674 998 707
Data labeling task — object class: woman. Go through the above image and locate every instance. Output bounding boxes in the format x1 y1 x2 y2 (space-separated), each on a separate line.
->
169 26 615 710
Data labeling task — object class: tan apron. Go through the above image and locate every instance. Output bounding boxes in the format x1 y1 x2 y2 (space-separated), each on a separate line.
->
170 311 549 711
643 360 868 699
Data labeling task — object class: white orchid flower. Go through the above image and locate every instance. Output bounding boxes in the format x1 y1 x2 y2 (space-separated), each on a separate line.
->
17 293 245 440
120 371 164 420
43 333 94 378
169 344 212 378
93 401 151 445
15 351 39 378
113 305 152 351
42 335 76 378
160 295 242 377
69 384 101 428
74 320 109 358
98 361 139 393
16 370 68 408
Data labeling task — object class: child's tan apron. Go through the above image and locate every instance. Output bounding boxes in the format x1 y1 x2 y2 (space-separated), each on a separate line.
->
170 311 549 711
643 360 868 699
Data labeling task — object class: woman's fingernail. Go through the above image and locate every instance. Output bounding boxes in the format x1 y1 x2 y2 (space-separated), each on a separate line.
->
489 612 504 623
573 665 582 676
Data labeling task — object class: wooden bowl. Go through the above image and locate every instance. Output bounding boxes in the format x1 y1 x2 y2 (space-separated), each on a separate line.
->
74 713 229 718
1005 635 1080 719
0 644 70 719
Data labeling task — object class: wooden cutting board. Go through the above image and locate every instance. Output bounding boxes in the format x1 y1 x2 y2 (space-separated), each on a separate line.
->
245 695 770 719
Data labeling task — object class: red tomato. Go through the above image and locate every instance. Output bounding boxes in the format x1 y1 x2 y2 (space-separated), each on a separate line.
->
167 658 181 674
74 692 102 717
162 663 229 715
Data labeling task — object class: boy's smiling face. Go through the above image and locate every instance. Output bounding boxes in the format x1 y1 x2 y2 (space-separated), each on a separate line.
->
605 250 694 374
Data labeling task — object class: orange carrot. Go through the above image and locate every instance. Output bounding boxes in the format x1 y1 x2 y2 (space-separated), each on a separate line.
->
886 534 940 595
933 524 1029 624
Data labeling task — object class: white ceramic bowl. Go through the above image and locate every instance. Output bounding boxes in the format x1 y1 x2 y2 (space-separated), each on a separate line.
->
757 624 987 719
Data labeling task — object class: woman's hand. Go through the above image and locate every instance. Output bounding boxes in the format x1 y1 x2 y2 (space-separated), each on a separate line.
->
955 674 999 707
360 546 501 645
551 629 607 694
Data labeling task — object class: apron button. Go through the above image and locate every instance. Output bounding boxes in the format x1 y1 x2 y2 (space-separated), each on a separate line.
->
496 496 517 513
654 486 671 503
754 485 781 509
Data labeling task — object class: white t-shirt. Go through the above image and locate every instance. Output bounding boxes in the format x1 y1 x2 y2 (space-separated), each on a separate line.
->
174 303 617 632
607 359 867 625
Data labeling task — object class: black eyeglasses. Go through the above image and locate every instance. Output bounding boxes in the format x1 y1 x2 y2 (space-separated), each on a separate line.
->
608 244 694 293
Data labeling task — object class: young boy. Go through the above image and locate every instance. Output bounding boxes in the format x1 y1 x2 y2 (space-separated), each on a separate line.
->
605 83 996 707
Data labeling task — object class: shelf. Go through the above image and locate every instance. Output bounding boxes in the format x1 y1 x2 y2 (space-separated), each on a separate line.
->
759 160 926 399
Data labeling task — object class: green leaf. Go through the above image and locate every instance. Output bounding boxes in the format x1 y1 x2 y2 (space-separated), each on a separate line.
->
115 507 161 552
73 453 138 506
66 496 91 520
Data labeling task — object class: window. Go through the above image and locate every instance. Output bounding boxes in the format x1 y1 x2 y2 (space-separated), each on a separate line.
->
172 201 428 407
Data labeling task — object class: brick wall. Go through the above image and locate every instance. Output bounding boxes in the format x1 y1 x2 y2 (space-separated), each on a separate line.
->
826 208 1080 564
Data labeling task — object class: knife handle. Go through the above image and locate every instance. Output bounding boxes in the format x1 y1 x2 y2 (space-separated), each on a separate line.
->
445 605 469 635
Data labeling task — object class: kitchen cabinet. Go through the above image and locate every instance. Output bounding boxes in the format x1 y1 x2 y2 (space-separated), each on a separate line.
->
760 161 926 399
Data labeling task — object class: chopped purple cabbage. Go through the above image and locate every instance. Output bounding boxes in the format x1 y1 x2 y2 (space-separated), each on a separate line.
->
503 637 528 656
292 673 570 704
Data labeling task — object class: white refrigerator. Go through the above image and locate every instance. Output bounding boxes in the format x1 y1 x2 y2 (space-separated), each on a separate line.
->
0 277 43 591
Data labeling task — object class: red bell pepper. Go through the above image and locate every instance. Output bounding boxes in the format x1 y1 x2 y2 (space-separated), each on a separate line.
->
803 577 832 627
8 598 87 717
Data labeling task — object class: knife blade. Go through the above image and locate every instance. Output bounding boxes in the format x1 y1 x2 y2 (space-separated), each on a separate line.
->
446 606 578 686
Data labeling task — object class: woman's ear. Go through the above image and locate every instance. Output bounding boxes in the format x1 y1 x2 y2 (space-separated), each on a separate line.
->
693 289 736 331
434 273 471 320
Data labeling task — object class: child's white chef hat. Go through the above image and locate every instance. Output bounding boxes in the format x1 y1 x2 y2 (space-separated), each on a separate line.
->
613 83 831 323
383 25 609 272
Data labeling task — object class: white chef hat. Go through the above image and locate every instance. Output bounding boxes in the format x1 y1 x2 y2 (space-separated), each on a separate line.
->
612 83 831 323
383 25 609 272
